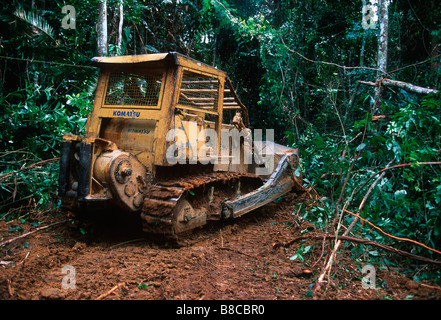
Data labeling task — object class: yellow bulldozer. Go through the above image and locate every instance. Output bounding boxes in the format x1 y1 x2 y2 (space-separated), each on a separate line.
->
58 52 302 237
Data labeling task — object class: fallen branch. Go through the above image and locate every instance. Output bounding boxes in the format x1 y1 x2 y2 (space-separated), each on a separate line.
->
358 78 440 95
0 157 60 181
316 159 394 290
274 233 441 266
343 208 441 256
6 279 13 297
352 162 441 208
95 283 125 300
0 220 67 248
314 160 441 290
343 159 395 236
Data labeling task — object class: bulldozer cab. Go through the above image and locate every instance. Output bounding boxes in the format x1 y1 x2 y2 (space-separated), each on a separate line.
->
84 52 249 171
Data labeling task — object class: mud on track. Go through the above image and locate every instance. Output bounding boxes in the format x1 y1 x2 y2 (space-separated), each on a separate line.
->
1 192 440 301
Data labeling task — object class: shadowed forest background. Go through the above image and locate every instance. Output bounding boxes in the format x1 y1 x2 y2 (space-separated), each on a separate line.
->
1 0 441 286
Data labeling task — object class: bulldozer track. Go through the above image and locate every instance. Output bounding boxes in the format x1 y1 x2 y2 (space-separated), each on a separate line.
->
140 171 263 236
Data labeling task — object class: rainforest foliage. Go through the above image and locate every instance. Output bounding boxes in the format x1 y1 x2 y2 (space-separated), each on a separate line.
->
1 0 441 280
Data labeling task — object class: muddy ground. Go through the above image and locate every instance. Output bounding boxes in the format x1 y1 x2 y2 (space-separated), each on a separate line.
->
1 192 440 305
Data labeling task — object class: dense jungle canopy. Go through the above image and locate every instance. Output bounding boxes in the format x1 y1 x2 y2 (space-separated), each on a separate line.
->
1 0 441 284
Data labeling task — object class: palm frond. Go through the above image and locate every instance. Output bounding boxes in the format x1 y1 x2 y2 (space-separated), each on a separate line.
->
14 6 55 41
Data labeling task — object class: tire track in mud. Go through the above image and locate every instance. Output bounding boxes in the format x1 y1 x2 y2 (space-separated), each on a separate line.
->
2 192 440 300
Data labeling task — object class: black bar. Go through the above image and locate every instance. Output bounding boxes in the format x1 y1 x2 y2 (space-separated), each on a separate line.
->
77 141 92 201
58 141 72 197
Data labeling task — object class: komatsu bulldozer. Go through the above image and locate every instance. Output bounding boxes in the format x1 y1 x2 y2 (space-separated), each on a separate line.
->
58 52 302 236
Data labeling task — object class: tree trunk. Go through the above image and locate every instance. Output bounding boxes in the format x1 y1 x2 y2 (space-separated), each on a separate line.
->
374 0 391 113
360 0 367 67
117 0 124 53
97 0 108 57
431 33 441 89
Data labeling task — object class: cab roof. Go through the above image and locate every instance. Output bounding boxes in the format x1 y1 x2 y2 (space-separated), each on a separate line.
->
91 52 226 78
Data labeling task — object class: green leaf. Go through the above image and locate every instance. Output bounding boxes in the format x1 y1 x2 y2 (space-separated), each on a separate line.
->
356 143 366 152
394 190 407 200
315 136 324 148
369 250 379 257
290 253 304 261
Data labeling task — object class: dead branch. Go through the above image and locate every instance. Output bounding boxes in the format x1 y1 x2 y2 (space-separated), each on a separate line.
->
274 233 441 266
310 234 327 268
343 159 395 236
95 283 125 300
352 162 441 206
0 157 60 181
6 279 13 297
316 159 394 291
0 220 67 248
343 209 441 256
332 114 369 229
358 78 440 95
